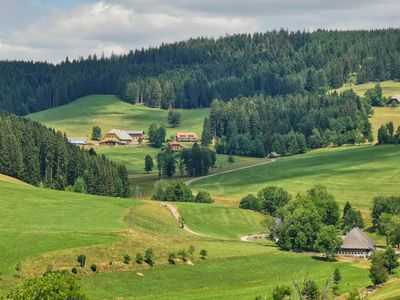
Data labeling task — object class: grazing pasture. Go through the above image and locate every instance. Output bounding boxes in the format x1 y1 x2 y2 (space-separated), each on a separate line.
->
28 95 209 138
190 145 400 210
333 80 400 98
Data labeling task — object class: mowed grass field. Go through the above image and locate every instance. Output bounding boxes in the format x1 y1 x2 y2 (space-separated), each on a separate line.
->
333 80 400 98
191 145 400 210
28 95 209 138
0 177 372 299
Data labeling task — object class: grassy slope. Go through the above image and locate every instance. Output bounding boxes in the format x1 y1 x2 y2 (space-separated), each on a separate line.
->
191 145 400 209
81 252 369 300
175 202 266 239
0 177 372 299
27 95 209 138
333 80 400 98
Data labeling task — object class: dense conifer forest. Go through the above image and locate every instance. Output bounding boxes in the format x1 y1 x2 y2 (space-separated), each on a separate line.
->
206 91 372 156
1 29 399 114
0 113 130 197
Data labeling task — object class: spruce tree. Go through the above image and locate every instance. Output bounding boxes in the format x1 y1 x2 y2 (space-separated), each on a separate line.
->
201 117 212 145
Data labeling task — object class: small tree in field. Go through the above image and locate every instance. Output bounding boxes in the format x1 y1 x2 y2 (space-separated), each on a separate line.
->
91 126 102 141
200 249 208 260
188 245 196 257
144 248 155 266
168 109 181 127
370 251 389 285
384 246 399 274
123 254 131 264
314 225 342 259
144 155 154 173
228 154 235 163
332 268 342 295
272 285 292 300
77 255 86 268
135 253 143 264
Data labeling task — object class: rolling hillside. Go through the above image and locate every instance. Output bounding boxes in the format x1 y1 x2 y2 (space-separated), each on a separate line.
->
190 145 400 210
28 95 209 138
0 176 372 299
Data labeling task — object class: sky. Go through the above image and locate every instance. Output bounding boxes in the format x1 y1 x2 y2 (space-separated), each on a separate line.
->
0 0 399 63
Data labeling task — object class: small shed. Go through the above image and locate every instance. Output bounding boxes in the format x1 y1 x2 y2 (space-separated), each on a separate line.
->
337 227 375 258
268 152 280 158
386 95 400 106
67 137 88 145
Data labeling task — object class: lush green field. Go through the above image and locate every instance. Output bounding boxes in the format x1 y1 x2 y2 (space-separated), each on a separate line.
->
0 178 133 292
191 145 400 209
0 177 374 299
95 144 266 198
28 95 209 138
81 250 369 300
175 202 266 239
333 80 400 97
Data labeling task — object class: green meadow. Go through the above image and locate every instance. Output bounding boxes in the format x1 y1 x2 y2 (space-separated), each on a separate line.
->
333 80 400 98
0 177 372 299
191 145 400 210
28 95 209 138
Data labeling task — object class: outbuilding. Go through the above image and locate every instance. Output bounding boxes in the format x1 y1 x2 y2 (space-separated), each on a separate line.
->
337 227 375 258
386 95 400 106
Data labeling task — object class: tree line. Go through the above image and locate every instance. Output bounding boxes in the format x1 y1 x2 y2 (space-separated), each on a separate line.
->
1 29 400 115
241 185 364 257
0 113 129 197
205 91 372 157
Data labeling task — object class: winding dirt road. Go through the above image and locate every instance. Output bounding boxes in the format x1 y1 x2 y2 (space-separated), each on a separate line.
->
184 159 276 186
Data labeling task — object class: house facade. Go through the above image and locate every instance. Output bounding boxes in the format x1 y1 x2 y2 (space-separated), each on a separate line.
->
168 140 182 151
176 132 199 142
127 130 145 142
100 129 133 145
337 227 375 258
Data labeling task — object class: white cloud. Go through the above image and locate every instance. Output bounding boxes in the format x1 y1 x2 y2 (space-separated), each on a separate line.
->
0 0 399 62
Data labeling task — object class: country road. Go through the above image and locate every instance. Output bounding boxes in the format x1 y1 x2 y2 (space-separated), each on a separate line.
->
185 159 276 186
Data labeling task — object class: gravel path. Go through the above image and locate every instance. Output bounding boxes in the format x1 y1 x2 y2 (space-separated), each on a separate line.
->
185 159 276 186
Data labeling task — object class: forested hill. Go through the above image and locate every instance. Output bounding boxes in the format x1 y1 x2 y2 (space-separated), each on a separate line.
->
1 29 400 114
0 113 130 197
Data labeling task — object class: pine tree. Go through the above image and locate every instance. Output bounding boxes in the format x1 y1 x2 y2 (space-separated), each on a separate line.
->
144 155 154 173
201 117 212 145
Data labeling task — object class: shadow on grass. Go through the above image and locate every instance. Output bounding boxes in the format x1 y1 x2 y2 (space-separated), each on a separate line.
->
311 256 338 262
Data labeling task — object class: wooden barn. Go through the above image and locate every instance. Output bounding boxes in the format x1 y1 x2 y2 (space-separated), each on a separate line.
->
337 227 375 258
100 129 133 145
176 132 199 142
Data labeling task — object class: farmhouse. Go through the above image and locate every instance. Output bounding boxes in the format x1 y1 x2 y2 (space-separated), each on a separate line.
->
127 130 145 142
337 227 375 258
386 95 400 106
169 140 182 151
100 129 133 145
176 132 199 142
67 137 88 145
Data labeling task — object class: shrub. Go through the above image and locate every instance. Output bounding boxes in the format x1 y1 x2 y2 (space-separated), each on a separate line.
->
135 253 143 264
168 253 176 264
71 267 78 274
200 249 208 260
123 254 131 264
144 248 154 266
195 191 213 203
90 264 97 272
239 194 260 211
8 271 88 299
188 245 196 256
178 249 188 261
77 255 86 268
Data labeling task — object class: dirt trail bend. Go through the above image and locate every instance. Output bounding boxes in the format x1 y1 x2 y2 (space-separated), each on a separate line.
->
185 159 276 186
